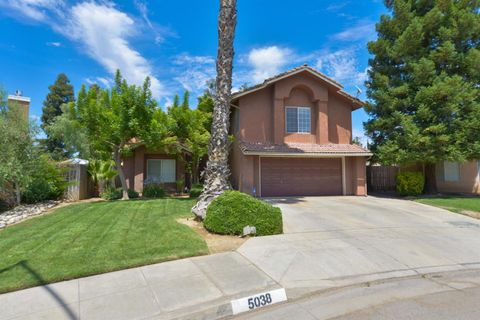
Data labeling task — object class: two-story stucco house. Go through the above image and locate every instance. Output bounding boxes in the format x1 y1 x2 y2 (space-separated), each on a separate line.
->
230 65 372 197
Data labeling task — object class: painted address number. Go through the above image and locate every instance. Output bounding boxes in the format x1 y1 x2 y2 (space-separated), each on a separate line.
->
231 288 287 315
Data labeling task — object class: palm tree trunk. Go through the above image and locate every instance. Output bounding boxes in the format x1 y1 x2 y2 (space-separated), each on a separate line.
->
192 0 237 219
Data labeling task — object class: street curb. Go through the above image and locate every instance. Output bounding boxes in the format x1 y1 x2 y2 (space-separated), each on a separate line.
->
155 265 480 319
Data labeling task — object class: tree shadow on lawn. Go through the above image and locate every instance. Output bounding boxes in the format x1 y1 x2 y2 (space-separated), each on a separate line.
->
0 260 78 319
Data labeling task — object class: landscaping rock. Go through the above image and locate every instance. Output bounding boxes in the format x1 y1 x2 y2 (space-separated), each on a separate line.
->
242 225 256 237
0 200 61 229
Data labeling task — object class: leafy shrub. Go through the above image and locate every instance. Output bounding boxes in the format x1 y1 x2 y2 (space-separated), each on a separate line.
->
204 191 283 236
143 183 166 198
22 156 68 204
127 189 139 199
396 171 424 196
189 184 203 198
0 198 11 213
100 187 123 200
176 179 185 193
0 188 14 212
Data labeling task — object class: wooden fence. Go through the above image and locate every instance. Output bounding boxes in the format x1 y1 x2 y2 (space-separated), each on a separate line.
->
367 166 399 192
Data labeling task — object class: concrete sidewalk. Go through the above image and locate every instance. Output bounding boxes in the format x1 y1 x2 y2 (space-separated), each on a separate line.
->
0 252 281 320
2 197 480 319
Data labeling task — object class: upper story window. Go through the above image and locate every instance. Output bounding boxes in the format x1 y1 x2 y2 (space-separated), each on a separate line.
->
286 107 311 133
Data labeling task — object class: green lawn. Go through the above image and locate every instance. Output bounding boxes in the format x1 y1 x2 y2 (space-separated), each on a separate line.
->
415 197 480 214
0 198 208 293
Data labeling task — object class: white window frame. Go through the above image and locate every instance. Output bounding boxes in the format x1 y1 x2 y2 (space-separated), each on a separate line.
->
146 159 176 183
443 161 460 182
285 106 311 134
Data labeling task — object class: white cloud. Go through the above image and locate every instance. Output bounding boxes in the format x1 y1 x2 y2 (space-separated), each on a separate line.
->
46 41 61 47
85 76 111 87
172 53 215 93
134 0 153 29
0 0 64 21
2 0 166 99
315 48 367 86
332 20 376 42
326 2 349 12
247 46 292 83
133 0 177 45
66 2 164 98
174 54 215 65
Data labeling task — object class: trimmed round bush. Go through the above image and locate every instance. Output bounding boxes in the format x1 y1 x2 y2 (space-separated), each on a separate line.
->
204 191 283 236
396 171 424 196
143 183 166 198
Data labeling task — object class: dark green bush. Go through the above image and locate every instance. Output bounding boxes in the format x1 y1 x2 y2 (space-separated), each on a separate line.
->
204 191 283 236
189 184 203 198
0 199 10 213
127 189 139 199
22 156 68 204
143 183 166 198
101 187 123 200
396 171 424 196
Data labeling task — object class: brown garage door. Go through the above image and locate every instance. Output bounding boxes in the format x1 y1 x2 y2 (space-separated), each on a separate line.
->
261 157 342 197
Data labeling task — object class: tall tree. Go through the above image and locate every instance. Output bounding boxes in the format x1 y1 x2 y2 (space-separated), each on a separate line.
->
47 71 166 199
41 73 75 159
192 0 237 218
0 97 38 205
167 91 211 184
365 0 480 192
197 89 214 132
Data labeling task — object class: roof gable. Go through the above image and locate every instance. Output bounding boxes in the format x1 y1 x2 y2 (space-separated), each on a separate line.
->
232 65 365 110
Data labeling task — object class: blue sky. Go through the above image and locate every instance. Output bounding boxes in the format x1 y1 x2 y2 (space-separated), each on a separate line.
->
0 0 388 142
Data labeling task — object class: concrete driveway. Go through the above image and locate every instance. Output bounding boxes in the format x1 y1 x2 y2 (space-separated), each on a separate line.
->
270 196 480 233
238 196 480 299
3 196 480 320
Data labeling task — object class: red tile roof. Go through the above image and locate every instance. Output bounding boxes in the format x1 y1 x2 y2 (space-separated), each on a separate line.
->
239 141 372 156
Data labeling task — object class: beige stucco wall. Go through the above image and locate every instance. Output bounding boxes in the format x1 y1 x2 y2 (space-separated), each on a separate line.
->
230 140 257 195
237 86 273 143
328 95 353 144
436 160 480 194
122 146 186 193
231 70 368 197
235 71 354 145
344 156 367 196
